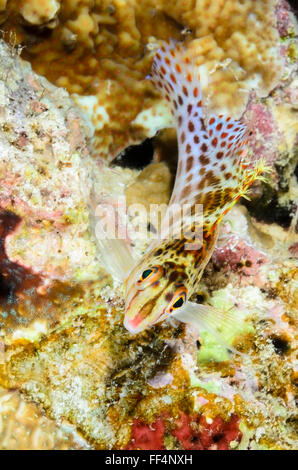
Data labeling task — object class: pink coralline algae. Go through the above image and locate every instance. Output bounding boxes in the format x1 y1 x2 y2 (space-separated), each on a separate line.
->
244 103 282 166
212 236 268 280
289 242 298 257
276 0 296 37
125 414 242 450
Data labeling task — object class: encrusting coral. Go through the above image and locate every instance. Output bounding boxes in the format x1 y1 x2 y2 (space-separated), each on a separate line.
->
0 0 297 451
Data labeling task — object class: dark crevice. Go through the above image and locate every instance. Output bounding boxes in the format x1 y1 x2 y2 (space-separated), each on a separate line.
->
242 184 295 229
112 138 154 170
294 163 298 181
270 335 290 356
0 210 42 306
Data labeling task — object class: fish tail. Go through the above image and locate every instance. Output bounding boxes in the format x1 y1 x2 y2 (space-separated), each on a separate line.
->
151 41 270 231
151 39 203 121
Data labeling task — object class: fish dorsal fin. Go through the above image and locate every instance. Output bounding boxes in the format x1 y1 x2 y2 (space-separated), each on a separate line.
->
151 41 266 233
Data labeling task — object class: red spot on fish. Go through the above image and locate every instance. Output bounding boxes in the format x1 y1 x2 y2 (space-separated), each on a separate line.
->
194 87 199 97
170 73 177 84
182 85 188 96
188 121 195 132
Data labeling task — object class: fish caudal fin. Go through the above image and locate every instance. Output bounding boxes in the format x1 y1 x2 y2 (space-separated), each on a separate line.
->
151 40 203 122
151 41 268 233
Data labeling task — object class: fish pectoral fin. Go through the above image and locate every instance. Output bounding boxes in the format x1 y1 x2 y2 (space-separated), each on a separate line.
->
173 301 247 357
94 223 136 283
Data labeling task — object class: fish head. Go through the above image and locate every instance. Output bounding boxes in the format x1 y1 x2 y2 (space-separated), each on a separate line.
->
124 259 188 334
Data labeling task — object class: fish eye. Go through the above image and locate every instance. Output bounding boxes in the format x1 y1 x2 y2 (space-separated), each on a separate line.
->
136 266 163 290
172 296 185 309
141 269 154 280
166 286 187 313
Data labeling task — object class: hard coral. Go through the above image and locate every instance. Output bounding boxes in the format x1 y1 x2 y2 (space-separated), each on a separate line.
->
0 386 87 449
1 0 294 160
0 38 102 284
19 0 60 26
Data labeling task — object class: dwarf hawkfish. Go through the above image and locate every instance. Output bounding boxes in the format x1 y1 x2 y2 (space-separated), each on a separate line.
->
96 41 266 349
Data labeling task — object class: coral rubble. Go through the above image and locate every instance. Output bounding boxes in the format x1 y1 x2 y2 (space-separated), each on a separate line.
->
0 0 297 451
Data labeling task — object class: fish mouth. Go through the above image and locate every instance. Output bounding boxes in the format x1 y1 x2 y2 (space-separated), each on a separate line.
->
123 307 166 334
123 316 143 334
123 315 151 334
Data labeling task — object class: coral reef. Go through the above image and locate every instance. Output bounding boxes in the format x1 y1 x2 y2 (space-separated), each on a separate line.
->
0 386 89 449
1 0 296 161
0 0 297 452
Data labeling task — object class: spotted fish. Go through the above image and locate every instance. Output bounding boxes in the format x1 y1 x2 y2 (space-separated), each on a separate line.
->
123 40 266 337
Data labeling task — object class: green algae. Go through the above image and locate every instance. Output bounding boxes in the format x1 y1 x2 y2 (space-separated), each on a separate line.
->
196 289 254 364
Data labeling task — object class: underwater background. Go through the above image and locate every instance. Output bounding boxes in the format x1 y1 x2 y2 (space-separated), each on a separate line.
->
0 0 297 450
